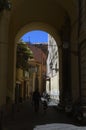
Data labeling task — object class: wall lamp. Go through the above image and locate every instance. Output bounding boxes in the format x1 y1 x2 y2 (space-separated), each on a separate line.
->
0 0 12 11
50 61 59 73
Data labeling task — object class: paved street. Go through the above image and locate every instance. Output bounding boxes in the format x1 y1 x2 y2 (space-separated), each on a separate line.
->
2 100 84 130
34 123 86 130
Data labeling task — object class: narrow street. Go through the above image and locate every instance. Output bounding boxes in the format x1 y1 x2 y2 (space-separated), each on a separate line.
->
3 100 78 130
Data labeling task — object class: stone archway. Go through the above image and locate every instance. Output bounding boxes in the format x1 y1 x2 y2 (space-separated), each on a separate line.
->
7 4 78 105
0 0 79 107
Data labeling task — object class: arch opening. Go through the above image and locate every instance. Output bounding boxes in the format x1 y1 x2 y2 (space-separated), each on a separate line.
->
15 24 61 105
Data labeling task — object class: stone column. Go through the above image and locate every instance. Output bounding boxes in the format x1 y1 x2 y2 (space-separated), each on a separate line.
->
0 10 10 106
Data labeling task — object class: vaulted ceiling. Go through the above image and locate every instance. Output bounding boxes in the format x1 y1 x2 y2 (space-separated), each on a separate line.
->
9 0 78 42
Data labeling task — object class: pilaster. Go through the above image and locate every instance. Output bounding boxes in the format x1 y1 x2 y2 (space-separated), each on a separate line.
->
0 10 10 106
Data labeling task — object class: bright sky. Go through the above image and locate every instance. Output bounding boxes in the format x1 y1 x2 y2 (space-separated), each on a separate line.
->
21 30 48 43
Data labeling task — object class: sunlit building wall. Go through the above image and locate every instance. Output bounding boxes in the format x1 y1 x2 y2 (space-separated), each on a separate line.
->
46 34 59 100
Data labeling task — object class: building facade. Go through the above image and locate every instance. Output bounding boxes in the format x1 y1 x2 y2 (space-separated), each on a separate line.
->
28 43 47 94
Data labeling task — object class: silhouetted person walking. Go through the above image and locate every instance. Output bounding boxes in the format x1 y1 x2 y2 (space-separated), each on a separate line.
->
32 88 41 112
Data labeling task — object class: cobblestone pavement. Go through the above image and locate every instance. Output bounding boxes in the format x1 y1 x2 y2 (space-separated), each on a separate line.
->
2 100 83 130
